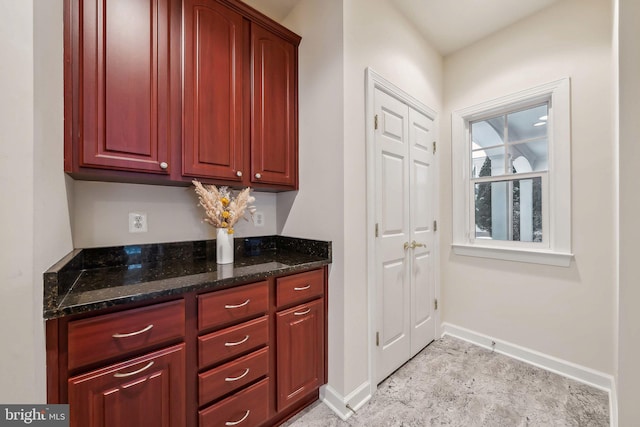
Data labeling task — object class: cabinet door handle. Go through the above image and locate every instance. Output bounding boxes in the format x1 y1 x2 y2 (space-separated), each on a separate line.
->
254 173 262 179
294 308 311 316
159 162 168 170
112 324 154 338
225 299 250 309
225 410 250 426
113 361 155 378
293 284 311 291
236 170 243 177
225 368 250 382
225 335 250 347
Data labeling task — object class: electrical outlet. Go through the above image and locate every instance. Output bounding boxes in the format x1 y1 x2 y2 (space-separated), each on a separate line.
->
254 211 265 227
129 212 148 233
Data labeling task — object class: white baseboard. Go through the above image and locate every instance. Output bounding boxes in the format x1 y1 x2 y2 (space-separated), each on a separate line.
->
320 380 371 421
441 323 614 392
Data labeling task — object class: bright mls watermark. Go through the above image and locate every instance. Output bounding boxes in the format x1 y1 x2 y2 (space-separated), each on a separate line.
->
0 405 68 426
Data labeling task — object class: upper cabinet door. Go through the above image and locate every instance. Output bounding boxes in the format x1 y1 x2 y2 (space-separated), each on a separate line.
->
76 0 174 174
251 23 298 189
183 0 245 181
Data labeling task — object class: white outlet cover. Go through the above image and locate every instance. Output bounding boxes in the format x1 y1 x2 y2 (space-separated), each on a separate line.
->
254 211 265 227
129 212 148 233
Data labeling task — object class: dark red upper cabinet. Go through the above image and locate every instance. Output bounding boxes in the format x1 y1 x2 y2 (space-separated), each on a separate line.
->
65 0 179 176
183 0 245 181
64 0 300 190
251 23 298 189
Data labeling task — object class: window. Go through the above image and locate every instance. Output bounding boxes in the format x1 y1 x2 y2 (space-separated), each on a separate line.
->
471 103 548 244
452 79 573 266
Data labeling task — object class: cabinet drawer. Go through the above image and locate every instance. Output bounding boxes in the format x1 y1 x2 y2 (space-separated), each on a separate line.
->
276 269 324 308
199 315 269 370
199 347 269 407
67 299 185 370
199 378 269 427
198 281 268 331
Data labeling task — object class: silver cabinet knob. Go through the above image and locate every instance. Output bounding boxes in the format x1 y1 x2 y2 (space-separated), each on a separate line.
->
159 162 168 170
255 173 262 179
236 171 243 177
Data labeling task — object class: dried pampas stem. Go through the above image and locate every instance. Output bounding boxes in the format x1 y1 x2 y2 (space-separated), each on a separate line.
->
192 180 256 234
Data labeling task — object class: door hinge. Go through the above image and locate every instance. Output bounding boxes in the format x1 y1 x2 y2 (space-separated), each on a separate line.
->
433 220 437 232
432 141 436 154
376 332 380 346
434 299 438 311
375 223 379 237
374 114 379 130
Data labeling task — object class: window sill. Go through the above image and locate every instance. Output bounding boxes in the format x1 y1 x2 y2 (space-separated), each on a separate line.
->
451 244 573 267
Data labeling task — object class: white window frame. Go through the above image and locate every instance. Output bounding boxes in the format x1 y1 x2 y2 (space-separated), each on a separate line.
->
452 78 573 267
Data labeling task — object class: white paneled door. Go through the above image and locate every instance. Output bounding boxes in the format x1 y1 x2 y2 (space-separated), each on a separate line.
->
374 87 436 383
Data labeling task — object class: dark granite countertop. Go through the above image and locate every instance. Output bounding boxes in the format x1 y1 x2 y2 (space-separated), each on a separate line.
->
43 236 331 319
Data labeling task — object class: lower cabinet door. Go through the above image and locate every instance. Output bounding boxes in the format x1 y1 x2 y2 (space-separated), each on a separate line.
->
68 344 186 427
199 378 269 427
276 298 324 411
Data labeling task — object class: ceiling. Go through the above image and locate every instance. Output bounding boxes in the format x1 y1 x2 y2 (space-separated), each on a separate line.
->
242 0 563 55
241 0 301 22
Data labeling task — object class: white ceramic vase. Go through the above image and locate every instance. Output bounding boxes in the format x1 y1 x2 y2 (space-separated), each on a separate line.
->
216 228 234 264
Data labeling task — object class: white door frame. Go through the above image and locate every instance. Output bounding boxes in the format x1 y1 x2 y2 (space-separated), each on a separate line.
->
365 67 440 397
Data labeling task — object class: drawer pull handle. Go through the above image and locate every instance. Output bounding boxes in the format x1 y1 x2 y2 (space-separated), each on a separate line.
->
294 308 311 316
112 324 154 338
225 335 250 347
225 368 250 382
225 410 250 426
225 299 250 309
113 361 154 378
294 284 311 291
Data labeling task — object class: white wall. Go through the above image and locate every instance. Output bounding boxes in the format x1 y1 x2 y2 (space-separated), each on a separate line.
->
0 0 37 403
441 0 615 375
280 0 347 397
341 0 442 398
0 0 73 402
72 182 277 248
33 0 74 402
281 0 444 404
617 0 640 422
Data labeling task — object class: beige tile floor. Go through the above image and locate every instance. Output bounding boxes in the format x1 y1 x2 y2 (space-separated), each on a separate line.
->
282 336 609 427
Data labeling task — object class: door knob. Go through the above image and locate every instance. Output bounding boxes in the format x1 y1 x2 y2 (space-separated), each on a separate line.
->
404 241 426 250
236 170 243 177
159 162 168 170
255 173 262 179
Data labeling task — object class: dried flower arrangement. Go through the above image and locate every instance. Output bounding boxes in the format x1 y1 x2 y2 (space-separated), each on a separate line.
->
192 179 256 234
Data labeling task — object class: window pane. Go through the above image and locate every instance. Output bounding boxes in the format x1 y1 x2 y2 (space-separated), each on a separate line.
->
471 116 505 149
472 146 505 178
474 177 542 242
508 139 548 173
507 104 548 143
